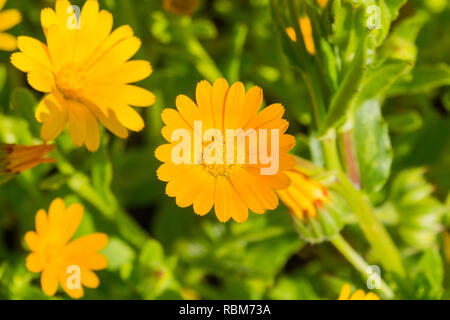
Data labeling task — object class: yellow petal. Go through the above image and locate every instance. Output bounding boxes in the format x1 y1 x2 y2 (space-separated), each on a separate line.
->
24 231 39 251
193 174 216 216
211 78 229 132
365 292 380 300
35 209 48 236
156 163 192 182
245 103 284 131
239 85 263 128
68 100 88 147
0 32 16 51
214 176 233 223
154 144 173 162
114 104 144 132
0 9 22 32
81 268 100 288
84 100 129 139
71 252 108 270
224 81 245 129
27 70 54 92
40 8 57 35
338 284 351 300
10 52 47 73
48 197 66 227
90 36 141 74
26 253 43 273
84 109 101 152
196 80 214 130
350 289 366 300
176 94 200 125
38 95 68 141
94 60 152 84
41 269 58 296
65 233 109 255
46 24 64 70
60 203 84 244
17 36 53 70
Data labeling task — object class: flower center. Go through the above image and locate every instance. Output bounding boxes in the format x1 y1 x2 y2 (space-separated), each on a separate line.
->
201 140 245 178
55 63 88 100
203 163 236 178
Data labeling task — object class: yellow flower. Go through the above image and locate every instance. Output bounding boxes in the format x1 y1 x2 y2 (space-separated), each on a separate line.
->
156 78 296 223
11 0 155 152
24 198 109 299
0 0 21 51
163 0 200 16
285 17 316 55
276 167 329 220
0 143 55 175
317 0 328 8
338 284 380 300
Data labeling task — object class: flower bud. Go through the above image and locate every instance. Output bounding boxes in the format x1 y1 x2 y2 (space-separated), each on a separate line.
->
0 144 55 184
277 167 349 243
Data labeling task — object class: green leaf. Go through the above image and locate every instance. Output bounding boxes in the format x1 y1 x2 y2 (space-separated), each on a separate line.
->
322 15 369 132
9 88 40 138
102 237 136 271
389 64 450 96
413 249 444 299
379 11 428 63
353 100 392 195
383 0 407 21
354 60 411 106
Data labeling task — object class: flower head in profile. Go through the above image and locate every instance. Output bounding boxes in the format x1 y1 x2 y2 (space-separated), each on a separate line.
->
11 0 155 151
0 0 21 51
285 16 316 55
338 284 380 300
24 198 108 299
156 78 296 223
163 0 200 16
0 144 55 181
277 166 329 220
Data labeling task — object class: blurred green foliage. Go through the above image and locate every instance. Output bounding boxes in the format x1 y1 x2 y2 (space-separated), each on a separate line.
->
0 0 449 300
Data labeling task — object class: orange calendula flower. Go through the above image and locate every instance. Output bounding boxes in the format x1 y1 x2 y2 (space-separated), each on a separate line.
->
338 284 380 300
285 17 316 55
163 0 200 16
276 166 329 220
25 198 109 299
156 78 296 223
0 143 55 176
0 0 22 51
11 0 155 152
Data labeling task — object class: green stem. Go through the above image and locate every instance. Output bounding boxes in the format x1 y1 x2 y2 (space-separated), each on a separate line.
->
337 172 405 277
302 69 327 129
182 23 223 82
331 234 394 299
54 151 149 248
321 130 343 172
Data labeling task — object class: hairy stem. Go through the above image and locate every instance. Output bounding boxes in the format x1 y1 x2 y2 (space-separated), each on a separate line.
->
331 234 394 299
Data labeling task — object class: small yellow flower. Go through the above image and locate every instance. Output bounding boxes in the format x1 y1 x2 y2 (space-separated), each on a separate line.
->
156 78 296 223
24 198 109 299
0 0 22 51
0 143 55 175
11 0 155 152
276 167 329 220
285 17 316 55
317 0 328 8
163 0 200 16
338 284 380 300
